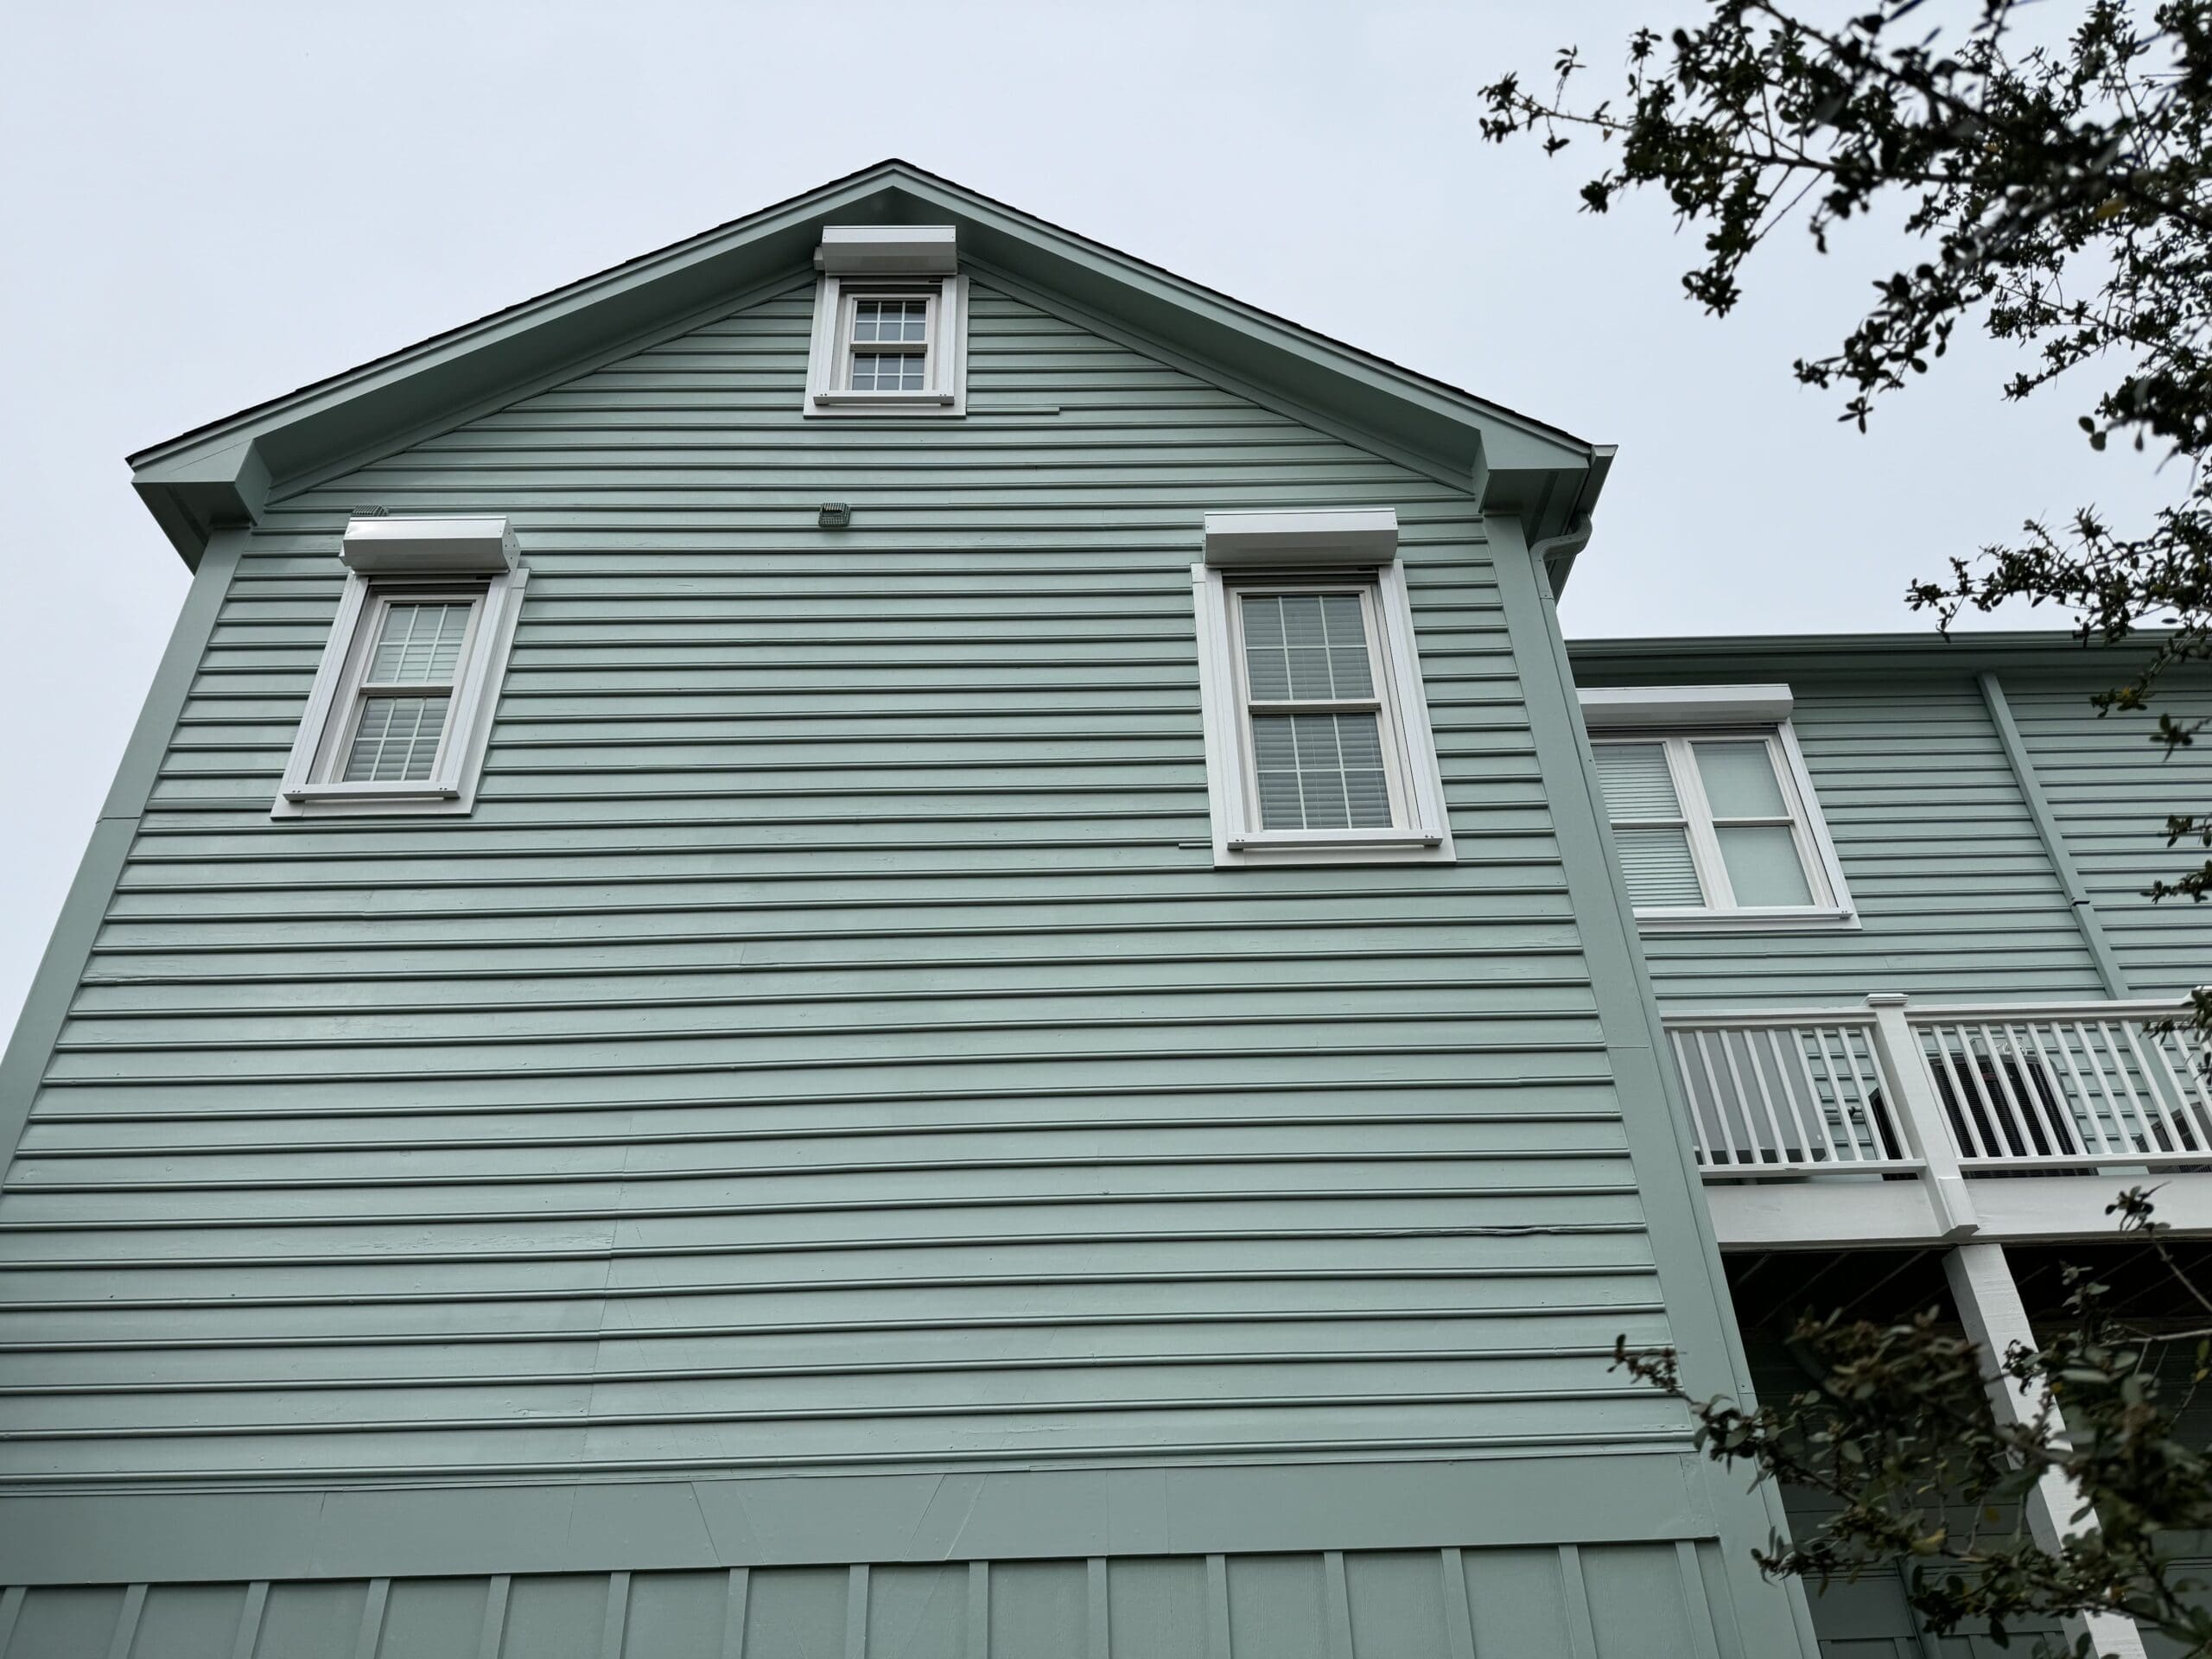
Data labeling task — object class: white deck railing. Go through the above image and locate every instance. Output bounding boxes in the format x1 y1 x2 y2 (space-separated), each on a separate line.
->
1666 996 2211 1185
1907 1003 2212 1170
1665 1014 1916 1174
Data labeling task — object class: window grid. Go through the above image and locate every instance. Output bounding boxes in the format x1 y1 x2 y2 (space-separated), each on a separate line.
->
842 290 933 393
1232 586 1400 832
1593 732 1831 913
334 593 482 785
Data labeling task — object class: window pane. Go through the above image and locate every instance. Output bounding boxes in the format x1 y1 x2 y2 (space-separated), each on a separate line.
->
1612 826 1704 906
849 352 926 391
1717 824 1815 906
368 603 471 684
1694 741 1789 818
1591 743 1681 821
1251 712 1391 830
1240 592 1373 702
344 695 449 782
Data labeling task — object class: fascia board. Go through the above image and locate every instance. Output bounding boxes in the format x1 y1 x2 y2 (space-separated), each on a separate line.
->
1567 628 2185 678
130 161 1607 561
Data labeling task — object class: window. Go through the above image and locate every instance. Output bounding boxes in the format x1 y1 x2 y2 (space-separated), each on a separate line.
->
804 226 967 416
1193 509 1452 866
1581 686 1852 925
274 516 527 818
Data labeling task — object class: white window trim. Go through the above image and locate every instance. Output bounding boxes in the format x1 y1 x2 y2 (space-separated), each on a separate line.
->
1192 557 1453 867
1581 687 1856 931
804 272 969 416
274 521 527 818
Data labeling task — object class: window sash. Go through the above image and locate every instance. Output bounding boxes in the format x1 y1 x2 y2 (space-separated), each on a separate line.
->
1597 731 1832 913
318 587 486 790
841 289 936 391
1226 581 1408 833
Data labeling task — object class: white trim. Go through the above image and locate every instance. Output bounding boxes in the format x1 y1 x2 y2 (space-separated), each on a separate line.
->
816 225 958 275
273 555 527 820
1584 684 1855 930
339 515 518 575
1593 724 1857 929
1579 683 1793 728
804 273 969 417
1202 508 1399 567
1192 559 1453 868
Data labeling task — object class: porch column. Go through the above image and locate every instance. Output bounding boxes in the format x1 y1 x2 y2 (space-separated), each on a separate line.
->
1942 1242 2147 1658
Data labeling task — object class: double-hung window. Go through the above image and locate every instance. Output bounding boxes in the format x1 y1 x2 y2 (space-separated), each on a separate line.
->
804 226 967 415
274 516 527 817
1193 509 1452 865
1581 685 1853 926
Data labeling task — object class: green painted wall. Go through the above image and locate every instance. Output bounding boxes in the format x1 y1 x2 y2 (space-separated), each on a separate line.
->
0 271 1810 1651
2002 668 2212 998
1567 645 2211 1013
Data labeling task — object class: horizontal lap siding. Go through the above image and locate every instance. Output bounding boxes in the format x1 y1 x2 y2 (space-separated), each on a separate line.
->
1570 666 2103 1010
0 281 1663 1485
2003 669 2212 998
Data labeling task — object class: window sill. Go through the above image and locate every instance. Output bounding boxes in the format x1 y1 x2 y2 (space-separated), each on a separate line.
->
808 391 961 416
1217 830 1453 868
1633 906 1860 934
276 781 470 817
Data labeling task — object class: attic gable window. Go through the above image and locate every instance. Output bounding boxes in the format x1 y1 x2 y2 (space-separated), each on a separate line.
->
273 516 528 819
1580 684 1855 930
1192 510 1453 867
804 226 968 416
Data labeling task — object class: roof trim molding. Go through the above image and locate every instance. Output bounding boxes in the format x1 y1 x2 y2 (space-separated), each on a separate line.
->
128 161 1605 566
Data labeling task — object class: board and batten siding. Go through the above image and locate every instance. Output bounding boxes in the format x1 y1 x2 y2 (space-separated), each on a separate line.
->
1999 666 2212 999
0 280 1684 1496
1566 654 2108 1010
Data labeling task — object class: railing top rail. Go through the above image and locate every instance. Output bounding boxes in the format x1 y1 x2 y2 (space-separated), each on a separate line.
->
1903 999 2201 1025
1662 998 2201 1030
1660 1008 1881 1030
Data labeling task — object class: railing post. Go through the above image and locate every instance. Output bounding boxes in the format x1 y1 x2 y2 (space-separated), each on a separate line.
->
1865 994 1980 1238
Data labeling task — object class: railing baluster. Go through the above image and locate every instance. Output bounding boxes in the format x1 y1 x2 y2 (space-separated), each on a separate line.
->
2119 1018 2192 1156
1721 1026 1789 1164
2075 1020 2131 1157
1670 1029 1717 1166
1767 1026 1840 1164
2035 1019 2109 1159
1837 1025 1890 1164
2097 1020 2160 1155
1808 1027 1859 1162
1929 1028 1994 1161
1694 1030 1743 1167
1978 1023 2047 1162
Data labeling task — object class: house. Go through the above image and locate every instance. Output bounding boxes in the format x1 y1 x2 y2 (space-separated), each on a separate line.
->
0 160 2202 1657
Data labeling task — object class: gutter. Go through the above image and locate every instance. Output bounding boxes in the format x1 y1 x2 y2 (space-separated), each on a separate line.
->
1525 443 1614 595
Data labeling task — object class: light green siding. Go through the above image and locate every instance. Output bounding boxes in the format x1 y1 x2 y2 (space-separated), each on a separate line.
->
1566 651 2111 1009
0 268 1808 1651
6 278 1656 1483
2001 668 2212 998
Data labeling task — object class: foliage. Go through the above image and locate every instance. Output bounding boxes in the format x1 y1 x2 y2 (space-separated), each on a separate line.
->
1479 0 2212 941
1617 1190 2212 1655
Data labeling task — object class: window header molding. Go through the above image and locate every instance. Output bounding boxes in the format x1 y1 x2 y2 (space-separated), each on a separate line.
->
816 224 958 275
1202 508 1399 568
340 514 520 575
1579 683 1793 728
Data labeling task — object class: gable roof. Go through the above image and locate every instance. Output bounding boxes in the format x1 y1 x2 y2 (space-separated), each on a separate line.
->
128 159 1611 568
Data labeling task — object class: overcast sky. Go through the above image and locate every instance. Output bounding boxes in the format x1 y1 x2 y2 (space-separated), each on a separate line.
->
0 1 2175 1036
